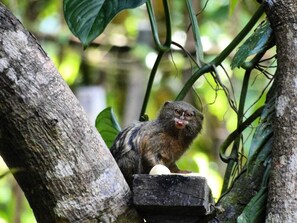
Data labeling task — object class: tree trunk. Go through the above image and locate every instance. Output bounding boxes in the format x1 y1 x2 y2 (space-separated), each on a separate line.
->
0 3 141 223
264 1 297 222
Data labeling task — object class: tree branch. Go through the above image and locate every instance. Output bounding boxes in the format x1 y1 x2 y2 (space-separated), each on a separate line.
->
0 3 141 222
264 0 297 222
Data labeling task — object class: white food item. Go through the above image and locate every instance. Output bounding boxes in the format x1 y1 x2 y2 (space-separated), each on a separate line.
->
149 164 171 175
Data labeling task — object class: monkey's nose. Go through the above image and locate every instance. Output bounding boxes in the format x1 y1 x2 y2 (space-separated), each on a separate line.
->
175 119 186 129
180 112 185 120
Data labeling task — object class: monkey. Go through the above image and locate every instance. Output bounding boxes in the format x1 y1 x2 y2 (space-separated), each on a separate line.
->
110 101 203 186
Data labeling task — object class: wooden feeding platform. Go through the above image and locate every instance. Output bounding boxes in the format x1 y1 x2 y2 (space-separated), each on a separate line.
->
132 174 215 223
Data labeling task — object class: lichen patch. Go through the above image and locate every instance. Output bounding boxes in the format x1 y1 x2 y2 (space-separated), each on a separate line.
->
276 95 289 117
0 58 9 72
3 30 28 60
46 160 74 179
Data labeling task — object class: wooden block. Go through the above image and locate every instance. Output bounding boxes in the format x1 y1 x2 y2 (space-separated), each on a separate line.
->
132 174 214 223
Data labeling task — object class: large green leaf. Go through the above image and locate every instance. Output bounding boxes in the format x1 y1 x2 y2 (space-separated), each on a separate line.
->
237 187 267 223
63 0 146 47
95 107 121 148
231 20 273 69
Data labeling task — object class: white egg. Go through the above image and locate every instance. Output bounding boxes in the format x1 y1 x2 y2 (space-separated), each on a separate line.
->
149 164 171 175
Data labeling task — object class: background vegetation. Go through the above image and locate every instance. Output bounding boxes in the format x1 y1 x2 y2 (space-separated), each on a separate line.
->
0 0 275 222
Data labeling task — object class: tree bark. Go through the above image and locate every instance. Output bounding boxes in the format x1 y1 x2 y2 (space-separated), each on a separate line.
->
264 0 297 222
0 3 140 223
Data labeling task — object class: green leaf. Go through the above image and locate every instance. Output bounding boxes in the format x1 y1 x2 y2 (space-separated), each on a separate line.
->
95 107 121 148
231 21 273 69
229 0 239 16
247 92 275 175
237 187 267 223
63 0 146 47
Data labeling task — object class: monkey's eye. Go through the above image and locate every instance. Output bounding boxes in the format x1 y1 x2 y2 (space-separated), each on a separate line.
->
185 112 194 119
174 109 182 116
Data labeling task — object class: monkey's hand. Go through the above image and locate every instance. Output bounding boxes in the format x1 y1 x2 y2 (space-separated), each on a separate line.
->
169 163 192 174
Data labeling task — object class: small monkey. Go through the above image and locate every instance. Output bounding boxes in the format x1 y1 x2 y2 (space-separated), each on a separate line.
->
110 101 203 186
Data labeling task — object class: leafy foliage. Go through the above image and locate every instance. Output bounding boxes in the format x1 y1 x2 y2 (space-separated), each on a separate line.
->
3 1 278 222
247 92 274 176
95 107 121 148
237 187 267 223
63 0 146 47
231 20 273 69
236 89 275 222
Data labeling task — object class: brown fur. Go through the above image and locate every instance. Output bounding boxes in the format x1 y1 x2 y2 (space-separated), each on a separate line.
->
110 101 203 186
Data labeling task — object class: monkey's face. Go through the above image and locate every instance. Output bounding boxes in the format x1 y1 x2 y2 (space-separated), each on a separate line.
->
173 108 194 129
158 101 203 138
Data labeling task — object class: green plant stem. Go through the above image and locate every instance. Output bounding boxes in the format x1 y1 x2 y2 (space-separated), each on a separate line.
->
186 0 204 67
219 106 264 163
175 3 265 100
212 3 264 66
221 69 251 193
146 0 172 52
219 106 264 194
220 41 269 193
175 64 213 100
140 51 165 120
140 0 172 119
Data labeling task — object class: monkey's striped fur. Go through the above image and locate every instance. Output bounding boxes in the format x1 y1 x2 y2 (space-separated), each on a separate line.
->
110 101 203 186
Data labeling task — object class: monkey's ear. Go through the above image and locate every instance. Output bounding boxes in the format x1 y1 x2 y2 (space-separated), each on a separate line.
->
197 110 204 120
164 101 172 106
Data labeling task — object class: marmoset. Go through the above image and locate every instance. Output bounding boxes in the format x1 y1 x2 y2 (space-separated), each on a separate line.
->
110 101 203 186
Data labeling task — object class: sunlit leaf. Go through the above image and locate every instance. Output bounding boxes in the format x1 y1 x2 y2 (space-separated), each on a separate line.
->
231 21 273 69
229 0 239 16
95 107 121 148
237 188 267 223
63 0 146 47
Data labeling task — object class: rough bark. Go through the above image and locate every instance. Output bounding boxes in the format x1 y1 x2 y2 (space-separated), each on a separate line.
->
0 3 141 223
264 0 297 222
